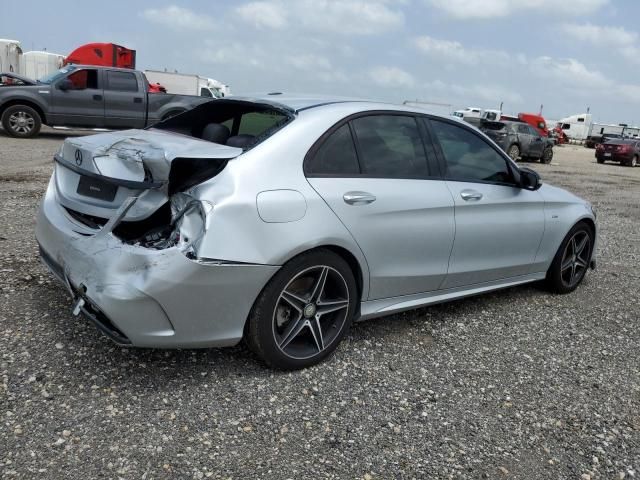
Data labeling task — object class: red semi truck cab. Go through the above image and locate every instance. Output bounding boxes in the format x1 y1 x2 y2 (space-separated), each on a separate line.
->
63 43 136 69
518 113 548 137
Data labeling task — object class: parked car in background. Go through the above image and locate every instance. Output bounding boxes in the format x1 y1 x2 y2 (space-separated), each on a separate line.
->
586 132 623 148
480 120 554 163
0 64 209 137
36 95 597 369
595 139 639 166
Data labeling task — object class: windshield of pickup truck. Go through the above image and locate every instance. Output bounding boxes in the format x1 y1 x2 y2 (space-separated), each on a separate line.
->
38 66 77 84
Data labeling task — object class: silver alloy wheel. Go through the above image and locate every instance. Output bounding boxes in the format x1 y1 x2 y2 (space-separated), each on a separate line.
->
272 265 350 360
508 145 520 160
560 231 591 288
8 111 35 135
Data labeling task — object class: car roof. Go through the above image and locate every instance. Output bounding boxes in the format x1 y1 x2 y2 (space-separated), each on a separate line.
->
226 93 466 123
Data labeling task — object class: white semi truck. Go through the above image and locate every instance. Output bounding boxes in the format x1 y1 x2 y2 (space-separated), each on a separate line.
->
0 39 22 74
144 70 231 98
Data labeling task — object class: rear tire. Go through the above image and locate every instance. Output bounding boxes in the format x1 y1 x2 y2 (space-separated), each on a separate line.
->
541 147 553 164
1 105 42 138
246 249 358 370
544 222 594 294
507 144 520 161
626 155 638 167
596 157 605 164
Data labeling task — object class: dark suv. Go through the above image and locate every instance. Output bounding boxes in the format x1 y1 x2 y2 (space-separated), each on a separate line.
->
480 120 554 163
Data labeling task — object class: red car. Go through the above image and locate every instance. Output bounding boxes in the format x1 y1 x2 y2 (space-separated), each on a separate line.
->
595 139 639 167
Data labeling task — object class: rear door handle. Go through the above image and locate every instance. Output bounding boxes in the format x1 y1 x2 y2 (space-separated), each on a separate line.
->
133 97 143 103
92 94 102 101
343 191 376 205
460 189 483 201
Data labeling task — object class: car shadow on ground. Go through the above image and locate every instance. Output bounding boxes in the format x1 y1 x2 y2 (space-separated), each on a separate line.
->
29 275 557 387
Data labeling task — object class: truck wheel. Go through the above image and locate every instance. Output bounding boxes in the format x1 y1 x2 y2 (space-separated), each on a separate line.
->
1 105 42 138
507 144 520 161
541 147 553 164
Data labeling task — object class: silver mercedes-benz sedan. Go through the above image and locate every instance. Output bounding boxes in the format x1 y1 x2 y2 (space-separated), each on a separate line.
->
36 95 597 369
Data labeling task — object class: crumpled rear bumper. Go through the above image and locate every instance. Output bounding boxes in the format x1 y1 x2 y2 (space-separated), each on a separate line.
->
36 176 279 348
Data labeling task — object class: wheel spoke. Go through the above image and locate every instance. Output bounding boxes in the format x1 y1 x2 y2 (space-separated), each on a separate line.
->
561 256 573 272
575 235 588 256
309 267 329 303
309 318 324 352
569 263 577 285
317 299 349 316
278 315 306 349
281 290 306 311
575 257 588 269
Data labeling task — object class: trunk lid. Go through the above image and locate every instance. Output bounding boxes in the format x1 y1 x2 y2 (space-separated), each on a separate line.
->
54 129 242 222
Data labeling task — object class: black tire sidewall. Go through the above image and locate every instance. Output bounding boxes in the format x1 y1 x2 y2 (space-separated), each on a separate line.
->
546 222 594 294
1 105 42 138
542 148 553 163
246 249 358 370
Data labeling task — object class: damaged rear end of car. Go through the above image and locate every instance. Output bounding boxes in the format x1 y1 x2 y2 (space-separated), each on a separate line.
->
36 99 293 347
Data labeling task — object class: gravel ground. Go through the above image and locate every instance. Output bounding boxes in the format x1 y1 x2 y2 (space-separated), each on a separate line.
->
0 129 638 479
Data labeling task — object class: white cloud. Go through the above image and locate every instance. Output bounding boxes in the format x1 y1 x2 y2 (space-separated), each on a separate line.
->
285 54 332 71
413 35 509 65
427 0 609 19
423 80 522 105
370 66 415 87
141 5 214 31
235 0 404 35
236 2 288 29
529 57 611 89
561 23 637 46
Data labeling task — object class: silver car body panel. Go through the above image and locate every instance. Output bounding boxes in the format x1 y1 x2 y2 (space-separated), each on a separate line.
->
36 95 596 348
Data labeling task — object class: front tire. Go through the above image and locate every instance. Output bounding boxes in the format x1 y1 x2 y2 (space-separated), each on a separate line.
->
545 222 594 294
1 105 42 138
246 249 358 370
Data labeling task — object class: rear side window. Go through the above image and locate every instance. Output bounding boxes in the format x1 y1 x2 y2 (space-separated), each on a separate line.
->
238 111 287 136
430 119 514 185
351 115 429 178
306 124 360 175
105 71 138 92
517 124 529 134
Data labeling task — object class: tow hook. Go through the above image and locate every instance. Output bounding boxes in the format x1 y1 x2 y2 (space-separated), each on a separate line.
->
71 283 87 316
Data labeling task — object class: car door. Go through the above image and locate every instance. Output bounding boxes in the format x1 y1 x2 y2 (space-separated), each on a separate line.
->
527 125 546 158
516 123 534 155
427 118 546 289
305 113 455 300
103 70 146 128
49 68 105 127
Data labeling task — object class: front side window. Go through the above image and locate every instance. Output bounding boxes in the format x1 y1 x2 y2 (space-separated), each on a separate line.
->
351 115 430 178
66 69 98 90
200 87 213 98
306 124 360 175
430 119 515 185
105 71 138 92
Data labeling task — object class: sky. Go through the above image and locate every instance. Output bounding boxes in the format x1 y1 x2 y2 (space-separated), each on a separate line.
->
2 0 640 124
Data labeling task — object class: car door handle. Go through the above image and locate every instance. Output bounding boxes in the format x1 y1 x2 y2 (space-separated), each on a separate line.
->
343 191 376 205
92 94 102 101
460 189 483 201
133 97 142 103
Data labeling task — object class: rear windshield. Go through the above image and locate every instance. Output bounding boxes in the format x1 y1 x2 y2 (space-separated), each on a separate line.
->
481 121 506 131
154 100 293 150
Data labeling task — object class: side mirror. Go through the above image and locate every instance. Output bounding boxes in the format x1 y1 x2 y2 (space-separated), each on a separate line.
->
58 79 73 91
519 167 542 191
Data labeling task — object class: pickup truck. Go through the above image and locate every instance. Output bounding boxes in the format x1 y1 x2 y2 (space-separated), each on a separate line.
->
0 65 210 138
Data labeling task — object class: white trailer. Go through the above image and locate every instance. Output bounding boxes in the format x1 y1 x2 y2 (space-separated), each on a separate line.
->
0 39 22 73
20 51 65 80
144 70 230 98
558 113 592 140
453 107 501 122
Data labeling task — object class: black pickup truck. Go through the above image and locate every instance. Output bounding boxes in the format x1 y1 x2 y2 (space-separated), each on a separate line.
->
0 66 210 138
